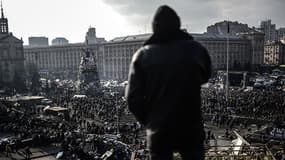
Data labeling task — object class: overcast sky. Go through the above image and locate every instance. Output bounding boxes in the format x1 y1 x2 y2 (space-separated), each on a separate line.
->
3 0 285 45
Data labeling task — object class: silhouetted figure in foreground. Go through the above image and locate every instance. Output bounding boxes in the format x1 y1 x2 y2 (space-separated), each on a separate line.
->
125 5 211 160
24 146 32 159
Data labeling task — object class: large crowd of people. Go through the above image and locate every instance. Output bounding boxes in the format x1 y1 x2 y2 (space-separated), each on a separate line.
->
0 82 146 159
1 74 285 159
202 87 285 127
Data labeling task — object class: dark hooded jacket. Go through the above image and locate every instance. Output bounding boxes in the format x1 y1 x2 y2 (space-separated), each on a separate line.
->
125 5 211 150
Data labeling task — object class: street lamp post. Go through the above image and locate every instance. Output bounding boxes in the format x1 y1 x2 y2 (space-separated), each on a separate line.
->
116 105 120 135
226 21 230 102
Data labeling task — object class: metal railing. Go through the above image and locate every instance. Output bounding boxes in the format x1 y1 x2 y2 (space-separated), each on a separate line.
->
205 144 276 160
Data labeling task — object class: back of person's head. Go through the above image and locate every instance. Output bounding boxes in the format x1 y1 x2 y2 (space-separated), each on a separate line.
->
152 5 181 34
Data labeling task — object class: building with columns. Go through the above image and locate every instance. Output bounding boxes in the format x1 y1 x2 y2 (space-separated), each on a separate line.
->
24 27 105 80
24 43 103 80
0 3 25 90
239 31 265 67
101 34 147 80
101 33 259 80
24 31 264 81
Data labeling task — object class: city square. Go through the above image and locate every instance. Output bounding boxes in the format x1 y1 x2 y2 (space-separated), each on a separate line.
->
1 0 285 159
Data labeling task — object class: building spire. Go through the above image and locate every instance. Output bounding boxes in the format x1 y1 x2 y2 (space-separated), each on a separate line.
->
1 1 4 18
0 0 8 34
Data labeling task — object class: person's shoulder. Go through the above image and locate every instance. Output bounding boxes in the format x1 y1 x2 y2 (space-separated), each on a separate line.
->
132 47 147 62
142 44 159 51
183 39 205 48
135 45 160 56
184 39 208 54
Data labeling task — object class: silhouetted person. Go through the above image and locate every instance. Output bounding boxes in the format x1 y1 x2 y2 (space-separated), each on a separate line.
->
24 146 32 159
125 5 211 160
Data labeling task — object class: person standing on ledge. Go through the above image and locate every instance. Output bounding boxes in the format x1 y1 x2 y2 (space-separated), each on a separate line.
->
125 5 211 160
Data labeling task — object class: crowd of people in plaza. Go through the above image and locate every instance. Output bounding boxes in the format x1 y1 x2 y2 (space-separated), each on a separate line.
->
0 82 147 159
1 74 285 159
202 87 285 127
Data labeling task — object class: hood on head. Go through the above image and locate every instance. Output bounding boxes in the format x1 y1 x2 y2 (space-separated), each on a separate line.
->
152 5 181 34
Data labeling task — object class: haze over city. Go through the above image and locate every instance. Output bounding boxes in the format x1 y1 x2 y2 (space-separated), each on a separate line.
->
3 0 285 45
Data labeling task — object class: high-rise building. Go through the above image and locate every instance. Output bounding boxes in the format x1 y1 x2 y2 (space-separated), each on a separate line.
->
0 3 8 34
277 28 285 41
85 27 106 44
0 3 25 90
259 19 278 43
28 37 49 47
85 27 97 44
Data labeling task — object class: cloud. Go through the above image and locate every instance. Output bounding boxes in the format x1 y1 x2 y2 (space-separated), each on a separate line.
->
102 0 285 33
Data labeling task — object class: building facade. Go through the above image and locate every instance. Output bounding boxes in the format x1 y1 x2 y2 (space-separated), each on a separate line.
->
264 40 285 65
195 33 251 70
24 43 103 79
24 32 264 81
101 33 262 80
85 27 97 44
0 5 25 90
24 27 106 80
102 34 147 80
85 27 106 44
239 31 265 66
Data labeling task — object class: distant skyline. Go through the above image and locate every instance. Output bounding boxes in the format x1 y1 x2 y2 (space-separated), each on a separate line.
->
3 0 285 45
